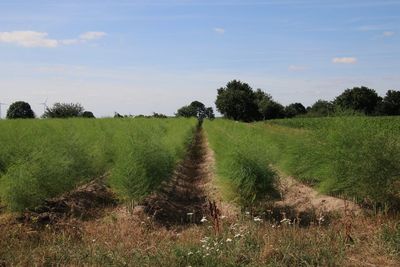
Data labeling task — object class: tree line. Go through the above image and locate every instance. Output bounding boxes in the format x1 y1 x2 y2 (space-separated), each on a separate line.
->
214 80 400 122
3 80 399 121
4 102 95 119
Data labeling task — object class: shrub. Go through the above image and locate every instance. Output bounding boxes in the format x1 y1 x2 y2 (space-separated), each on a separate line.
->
6 101 35 119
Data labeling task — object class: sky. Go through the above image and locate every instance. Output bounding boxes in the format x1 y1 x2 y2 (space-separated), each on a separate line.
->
0 0 399 118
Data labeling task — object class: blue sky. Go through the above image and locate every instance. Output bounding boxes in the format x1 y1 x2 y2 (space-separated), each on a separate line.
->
0 0 399 117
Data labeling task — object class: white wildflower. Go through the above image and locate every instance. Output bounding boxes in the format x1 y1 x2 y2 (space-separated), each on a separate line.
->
187 251 193 256
200 216 208 223
280 218 290 224
254 216 262 222
226 238 232 242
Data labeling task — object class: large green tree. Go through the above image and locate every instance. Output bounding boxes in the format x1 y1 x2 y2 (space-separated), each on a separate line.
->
308 100 335 117
6 101 35 119
176 101 214 120
378 90 400 115
334 86 382 115
285 103 307 118
215 80 260 122
43 103 84 118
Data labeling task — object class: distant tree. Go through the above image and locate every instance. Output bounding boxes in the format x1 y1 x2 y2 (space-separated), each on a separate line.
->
378 90 400 115
114 112 124 118
259 99 286 120
285 103 307 118
308 100 335 117
152 112 168 118
176 101 214 120
176 105 197 118
334 86 382 115
215 80 259 122
189 101 207 119
205 107 215 120
81 111 95 118
6 101 35 119
43 103 84 118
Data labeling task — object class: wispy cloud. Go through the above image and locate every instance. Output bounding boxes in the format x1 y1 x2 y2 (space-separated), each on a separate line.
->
0 31 58 48
0 31 106 48
79 31 107 40
214 27 225 34
332 57 357 64
382 31 395 37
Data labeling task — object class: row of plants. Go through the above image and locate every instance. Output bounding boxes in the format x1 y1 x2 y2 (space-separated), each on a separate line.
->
0 118 197 211
203 120 279 208
205 117 400 209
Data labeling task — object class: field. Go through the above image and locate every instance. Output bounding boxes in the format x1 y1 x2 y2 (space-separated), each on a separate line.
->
0 117 399 266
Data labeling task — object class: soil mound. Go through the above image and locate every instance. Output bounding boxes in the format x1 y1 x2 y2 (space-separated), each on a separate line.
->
18 178 116 226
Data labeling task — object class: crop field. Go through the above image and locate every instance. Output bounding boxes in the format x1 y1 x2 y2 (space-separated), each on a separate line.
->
0 118 197 211
0 117 399 266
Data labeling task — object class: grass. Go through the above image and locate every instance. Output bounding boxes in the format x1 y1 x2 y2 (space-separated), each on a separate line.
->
1 205 398 266
0 118 197 211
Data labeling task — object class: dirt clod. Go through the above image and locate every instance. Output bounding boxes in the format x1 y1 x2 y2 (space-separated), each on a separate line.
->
17 178 116 226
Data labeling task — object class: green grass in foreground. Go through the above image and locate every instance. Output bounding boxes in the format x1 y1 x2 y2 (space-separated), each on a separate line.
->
0 118 196 211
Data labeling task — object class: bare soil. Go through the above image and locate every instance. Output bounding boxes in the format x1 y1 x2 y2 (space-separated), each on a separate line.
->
143 127 212 226
17 177 116 226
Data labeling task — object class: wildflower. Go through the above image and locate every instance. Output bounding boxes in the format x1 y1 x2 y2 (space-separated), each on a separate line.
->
200 216 208 223
245 211 250 215
280 218 290 224
226 238 232 242
187 252 193 256
234 233 242 238
254 216 262 222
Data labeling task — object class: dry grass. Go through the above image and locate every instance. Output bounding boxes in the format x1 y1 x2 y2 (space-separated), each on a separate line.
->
1 205 399 267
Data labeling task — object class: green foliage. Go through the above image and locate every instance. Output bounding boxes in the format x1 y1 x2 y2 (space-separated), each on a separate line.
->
261 117 400 207
285 103 307 118
81 111 95 118
378 90 400 116
176 100 214 120
43 103 85 118
306 100 335 117
215 80 260 122
0 118 196 211
334 86 382 115
381 222 400 256
204 120 278 207
6 101 35 119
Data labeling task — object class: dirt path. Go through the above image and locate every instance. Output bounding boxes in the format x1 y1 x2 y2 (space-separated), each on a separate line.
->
143 127 211 226
277 175 361 215
265 174 362 226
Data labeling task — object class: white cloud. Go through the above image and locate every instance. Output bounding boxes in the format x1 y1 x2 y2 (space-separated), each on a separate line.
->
332 57 357 64
79 31 107 40
0 31 58 48
0 31 106 48
382 31 395 37
214 28 225 34
288 65 307 71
